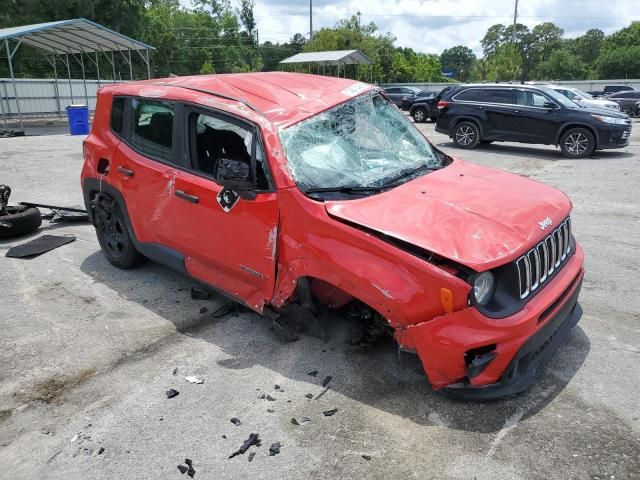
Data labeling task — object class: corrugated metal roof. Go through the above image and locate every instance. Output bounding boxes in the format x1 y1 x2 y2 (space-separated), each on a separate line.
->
279 50 372 66
0 18 154 54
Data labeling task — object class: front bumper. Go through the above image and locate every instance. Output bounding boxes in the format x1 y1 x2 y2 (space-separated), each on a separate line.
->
399 244 585 400
443 278 582 400
596 124 631 149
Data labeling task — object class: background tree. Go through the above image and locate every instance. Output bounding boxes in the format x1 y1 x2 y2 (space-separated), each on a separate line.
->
440 45 476 81
537 48 586 80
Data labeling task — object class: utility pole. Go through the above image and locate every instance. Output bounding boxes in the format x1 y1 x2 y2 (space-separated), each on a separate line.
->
511 0 519 43
309 0 313 39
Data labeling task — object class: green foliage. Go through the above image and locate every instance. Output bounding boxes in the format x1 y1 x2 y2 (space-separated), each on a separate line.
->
537 48 586 80
596 46 640 79
199 60 215 74
440 46 476 81
483 44 523 81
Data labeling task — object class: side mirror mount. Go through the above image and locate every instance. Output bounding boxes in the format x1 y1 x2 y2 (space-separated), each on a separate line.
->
214 158 256 200
543 101 559 110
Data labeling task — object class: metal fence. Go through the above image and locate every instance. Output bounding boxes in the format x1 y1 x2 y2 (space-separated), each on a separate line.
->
0 77 123 121
380 79 640 91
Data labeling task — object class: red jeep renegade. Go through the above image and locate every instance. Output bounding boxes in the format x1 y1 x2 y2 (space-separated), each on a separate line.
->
81 73 585 400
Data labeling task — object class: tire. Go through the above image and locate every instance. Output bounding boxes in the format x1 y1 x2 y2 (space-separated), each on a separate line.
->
412 107 427 123
0 205 42 238
93 194 142 269
560 127 595 158
452 121 480 149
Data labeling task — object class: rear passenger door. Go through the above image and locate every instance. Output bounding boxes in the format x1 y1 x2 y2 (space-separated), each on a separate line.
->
454 88 517 139
168 106 279 311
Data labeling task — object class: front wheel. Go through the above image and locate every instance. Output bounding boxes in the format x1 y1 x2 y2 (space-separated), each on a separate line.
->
412 107 427 123
452 121 480 149
560 128 595 158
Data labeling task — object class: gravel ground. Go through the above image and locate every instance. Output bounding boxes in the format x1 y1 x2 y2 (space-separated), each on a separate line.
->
0 121 639 480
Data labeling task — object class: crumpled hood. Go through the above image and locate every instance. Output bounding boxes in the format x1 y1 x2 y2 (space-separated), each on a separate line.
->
325 159 572 271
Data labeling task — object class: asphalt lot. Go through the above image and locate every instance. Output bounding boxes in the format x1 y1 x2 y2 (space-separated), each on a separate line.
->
1 121 639 479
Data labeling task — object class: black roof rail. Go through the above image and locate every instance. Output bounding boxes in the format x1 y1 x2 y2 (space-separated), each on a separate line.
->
147 82 266 118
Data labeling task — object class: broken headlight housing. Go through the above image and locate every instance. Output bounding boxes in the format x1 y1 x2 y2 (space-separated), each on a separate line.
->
472 272 495 306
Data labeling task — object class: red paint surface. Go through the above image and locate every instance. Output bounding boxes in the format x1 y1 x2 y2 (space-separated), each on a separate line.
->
82 73 585 391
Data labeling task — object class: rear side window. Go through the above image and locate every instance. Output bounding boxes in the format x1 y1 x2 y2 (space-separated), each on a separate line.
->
455 88 513 104
110 97 125 135
130 99 174 161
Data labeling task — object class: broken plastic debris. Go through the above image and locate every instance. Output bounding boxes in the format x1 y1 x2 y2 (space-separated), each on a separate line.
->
98 447 105 455
274 384 281 390
190 286 209 300
248 451 256 462
267 408 275 413
305 393 313 399
6 235 76 258
229 433 261 458
185 459 195 478
177 465 188 474
212 302 237 318
301 417 311 423
362 454 371 460
323 408 338 417
222 435 227 439
269 442 281 456
230 417 241 426
199 307 208 314
166 389 180 399
70 434 78 443
307 370 318 377
259 393 276 401
173 367 178 375
315 386 330 400
185 376 204 384
322 375 332 387
291 418 300 426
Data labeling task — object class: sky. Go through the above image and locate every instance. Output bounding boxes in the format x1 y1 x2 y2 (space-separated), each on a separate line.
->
242 0 640 55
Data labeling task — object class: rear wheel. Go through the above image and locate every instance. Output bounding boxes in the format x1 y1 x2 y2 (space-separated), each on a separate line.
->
560 128 595 158
412 107 427 123
453 121 480 149
93 194 142 269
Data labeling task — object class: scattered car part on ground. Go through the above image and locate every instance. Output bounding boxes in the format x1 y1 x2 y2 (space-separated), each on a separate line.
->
269 442 281 456
323 409 338 417
184 376 204 384
230 417 241 426
362 455 372 460
306 370 318 377
0 129 25 138
229 433 261 459
436 83 631 157
248 452 255 462
82 73 587 400
291 417 300 425
165 389 179 398
0 185 42 238
5 234 75 258
177 458 195 477
190 286 209 300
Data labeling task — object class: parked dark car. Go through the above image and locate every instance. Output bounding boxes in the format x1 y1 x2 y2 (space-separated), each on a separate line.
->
604 90 640 115
409 86 455 123
383 86 422 107
400 90 436 110
589 85 637 98
435 84 631 158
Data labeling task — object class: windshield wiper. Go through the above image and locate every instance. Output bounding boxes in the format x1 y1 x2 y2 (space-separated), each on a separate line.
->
380 164 443 188
303 185 386 194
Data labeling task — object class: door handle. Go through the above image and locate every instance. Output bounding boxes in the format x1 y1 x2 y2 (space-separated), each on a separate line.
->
175 190 199 204
116 166 134 177
475 106 484 109
513 110 522 114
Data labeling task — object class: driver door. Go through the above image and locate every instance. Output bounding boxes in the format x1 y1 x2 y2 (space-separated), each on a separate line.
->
170 106 279 312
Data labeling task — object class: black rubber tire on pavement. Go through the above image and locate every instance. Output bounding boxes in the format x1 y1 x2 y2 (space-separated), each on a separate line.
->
412 107 427 123
94 198 143 269
559 127 595 158
452 121 480 149
0 205 42 239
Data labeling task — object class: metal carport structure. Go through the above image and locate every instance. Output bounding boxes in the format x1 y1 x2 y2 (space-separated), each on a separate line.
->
0 18 154 128
279 50 373 81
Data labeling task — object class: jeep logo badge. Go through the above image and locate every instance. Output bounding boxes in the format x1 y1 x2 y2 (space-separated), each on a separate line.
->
538 217 553 230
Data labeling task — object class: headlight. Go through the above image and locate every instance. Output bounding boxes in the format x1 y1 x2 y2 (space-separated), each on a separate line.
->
591 114 627 125
472 272 495 305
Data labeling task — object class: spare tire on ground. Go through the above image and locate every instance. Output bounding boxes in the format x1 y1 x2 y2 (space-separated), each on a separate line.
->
0 205 42 238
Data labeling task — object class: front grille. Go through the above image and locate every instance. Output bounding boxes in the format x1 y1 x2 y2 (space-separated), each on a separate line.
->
516 218 571 299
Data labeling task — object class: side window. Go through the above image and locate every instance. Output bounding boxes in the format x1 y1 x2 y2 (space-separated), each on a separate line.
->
110 97 125 135
454 88 484 102
190 112 271 190
131 98 174 161
483 89 514 104
385 88 399 95
516 90 550 107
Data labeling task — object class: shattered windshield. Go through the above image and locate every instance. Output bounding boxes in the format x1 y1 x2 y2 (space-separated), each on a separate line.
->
279 92 443 192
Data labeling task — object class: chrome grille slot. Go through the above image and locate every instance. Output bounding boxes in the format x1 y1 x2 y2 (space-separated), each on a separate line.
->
515 218 572 300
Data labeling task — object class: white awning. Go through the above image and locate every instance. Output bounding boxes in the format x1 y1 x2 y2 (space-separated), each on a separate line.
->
280 50 372 66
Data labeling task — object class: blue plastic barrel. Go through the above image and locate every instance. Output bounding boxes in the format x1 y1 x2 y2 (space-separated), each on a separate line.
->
66 104 90 135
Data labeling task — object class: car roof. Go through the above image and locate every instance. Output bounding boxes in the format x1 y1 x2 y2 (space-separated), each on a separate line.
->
110 72 375 128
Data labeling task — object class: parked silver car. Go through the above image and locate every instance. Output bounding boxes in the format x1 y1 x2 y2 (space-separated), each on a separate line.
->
545 85 621 111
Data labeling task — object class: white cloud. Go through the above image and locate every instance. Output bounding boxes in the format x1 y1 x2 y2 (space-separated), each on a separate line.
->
249 0 640 54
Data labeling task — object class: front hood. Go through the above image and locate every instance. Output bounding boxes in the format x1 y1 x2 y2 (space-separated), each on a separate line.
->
325 160 572 271
579 105 628 118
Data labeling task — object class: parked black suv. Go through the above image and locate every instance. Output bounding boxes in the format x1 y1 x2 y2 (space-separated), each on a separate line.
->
409 86 455 123
435 84 631 158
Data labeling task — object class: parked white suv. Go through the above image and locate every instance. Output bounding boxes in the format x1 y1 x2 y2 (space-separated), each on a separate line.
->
541 85 621 111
